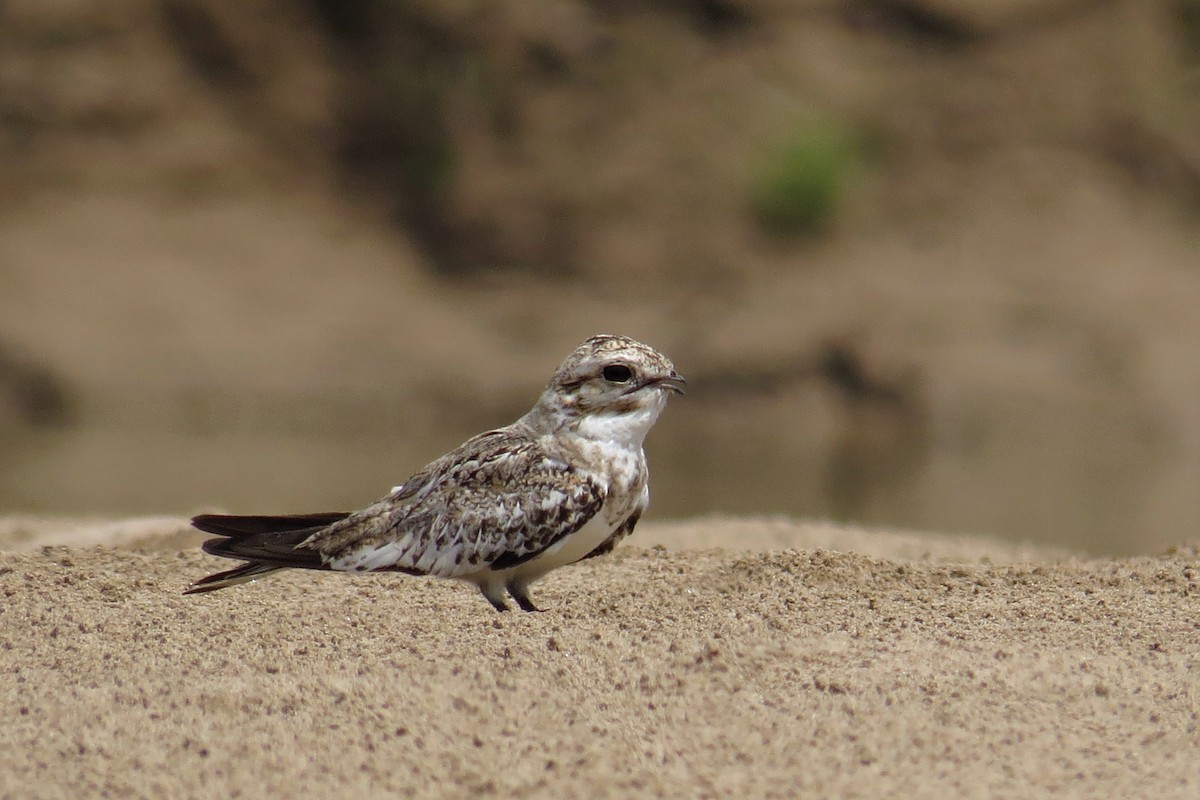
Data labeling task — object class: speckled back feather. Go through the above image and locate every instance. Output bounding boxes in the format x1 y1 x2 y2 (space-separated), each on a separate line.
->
303 425 607 576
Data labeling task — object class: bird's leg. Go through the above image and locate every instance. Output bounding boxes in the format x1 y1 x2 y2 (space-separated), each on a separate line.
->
507 580 542 613
478 583 510 612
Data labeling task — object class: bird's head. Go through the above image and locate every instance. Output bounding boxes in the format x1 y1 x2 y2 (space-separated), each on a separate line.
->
527 334 685 444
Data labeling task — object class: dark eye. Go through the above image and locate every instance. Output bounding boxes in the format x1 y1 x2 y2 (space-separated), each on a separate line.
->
602 364 633 383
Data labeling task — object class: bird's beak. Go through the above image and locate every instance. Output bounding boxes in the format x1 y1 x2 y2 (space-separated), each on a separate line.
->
659 371 687 395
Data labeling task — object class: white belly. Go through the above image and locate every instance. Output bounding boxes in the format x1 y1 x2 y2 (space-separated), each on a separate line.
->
509 512 617 581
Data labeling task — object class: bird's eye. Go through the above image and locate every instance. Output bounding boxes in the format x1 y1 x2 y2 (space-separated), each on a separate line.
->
602 364 633 383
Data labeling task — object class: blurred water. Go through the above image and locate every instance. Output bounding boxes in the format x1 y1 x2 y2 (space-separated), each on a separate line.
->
1 396 1192 556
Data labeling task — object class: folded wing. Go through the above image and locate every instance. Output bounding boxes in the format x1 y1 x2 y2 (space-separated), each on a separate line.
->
186 426 606 593
307 430 606 577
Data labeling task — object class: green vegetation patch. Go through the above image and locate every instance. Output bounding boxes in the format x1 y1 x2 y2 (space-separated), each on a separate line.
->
750 120 862 236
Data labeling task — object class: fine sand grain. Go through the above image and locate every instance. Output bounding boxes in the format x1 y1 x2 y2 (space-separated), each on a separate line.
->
1 517 1198 799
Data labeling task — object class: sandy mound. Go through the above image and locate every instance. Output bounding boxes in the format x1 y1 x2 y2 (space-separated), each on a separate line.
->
2 516 1197 798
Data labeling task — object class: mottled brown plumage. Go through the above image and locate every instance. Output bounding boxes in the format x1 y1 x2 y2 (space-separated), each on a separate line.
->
187 334 684 611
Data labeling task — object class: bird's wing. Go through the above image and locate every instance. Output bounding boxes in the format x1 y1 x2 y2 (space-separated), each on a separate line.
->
300 427 606 578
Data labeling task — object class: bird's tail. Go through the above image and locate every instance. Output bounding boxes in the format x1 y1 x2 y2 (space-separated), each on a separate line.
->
185 512 351 595
184 562 287 594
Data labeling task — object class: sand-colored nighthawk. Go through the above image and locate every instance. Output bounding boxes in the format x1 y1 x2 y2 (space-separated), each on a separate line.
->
186 334 684 611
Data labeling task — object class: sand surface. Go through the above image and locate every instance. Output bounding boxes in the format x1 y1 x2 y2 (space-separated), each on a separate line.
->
2 516 1198 799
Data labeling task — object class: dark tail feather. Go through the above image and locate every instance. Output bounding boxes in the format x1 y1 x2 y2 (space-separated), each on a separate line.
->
184 562 285 594
191 512 351 537
186 512 352 595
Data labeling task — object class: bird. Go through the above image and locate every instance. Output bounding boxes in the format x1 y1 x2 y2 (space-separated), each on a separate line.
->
186 334 685 612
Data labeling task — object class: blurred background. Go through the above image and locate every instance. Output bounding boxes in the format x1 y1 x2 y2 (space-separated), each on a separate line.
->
1 0 1198 554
